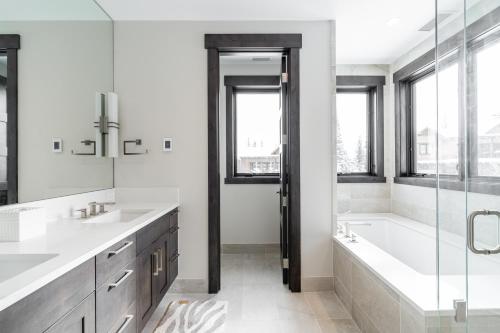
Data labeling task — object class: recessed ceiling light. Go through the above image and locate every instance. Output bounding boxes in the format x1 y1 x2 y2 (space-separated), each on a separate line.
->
386 18 401 27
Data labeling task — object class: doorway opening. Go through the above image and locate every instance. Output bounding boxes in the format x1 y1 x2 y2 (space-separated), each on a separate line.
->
205 34 302 293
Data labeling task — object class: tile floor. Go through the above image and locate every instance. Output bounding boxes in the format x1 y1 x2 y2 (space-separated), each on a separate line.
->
143 249 361 333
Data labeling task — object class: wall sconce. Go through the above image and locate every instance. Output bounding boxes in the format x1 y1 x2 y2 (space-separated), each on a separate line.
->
94 92 119 158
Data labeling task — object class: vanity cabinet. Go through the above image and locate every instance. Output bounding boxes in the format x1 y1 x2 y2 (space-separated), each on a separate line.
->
45 293 96 333
0 208 179 333
95 234 137 333
0 259 95 333
136 209 179 332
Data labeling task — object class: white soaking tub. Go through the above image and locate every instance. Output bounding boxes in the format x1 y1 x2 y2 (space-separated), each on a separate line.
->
333 213 500 333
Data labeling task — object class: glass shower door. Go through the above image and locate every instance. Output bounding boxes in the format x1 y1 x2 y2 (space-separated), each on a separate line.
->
464 0 500 331
436 0 500 331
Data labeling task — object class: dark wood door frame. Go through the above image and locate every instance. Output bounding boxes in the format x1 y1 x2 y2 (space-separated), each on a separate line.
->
205 34 302 293
0 35 20 204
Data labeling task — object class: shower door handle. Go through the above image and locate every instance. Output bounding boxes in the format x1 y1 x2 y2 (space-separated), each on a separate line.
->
467 210 500 255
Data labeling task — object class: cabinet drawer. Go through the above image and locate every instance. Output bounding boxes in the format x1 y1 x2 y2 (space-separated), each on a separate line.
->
96 234 136 287
136 214 169 254
0 259 95 333
108 303 136 333
45 293 96 333
96 261 136 333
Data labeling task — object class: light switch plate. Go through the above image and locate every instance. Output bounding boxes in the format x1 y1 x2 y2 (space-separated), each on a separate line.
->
163 138 173 152
52 138 63 153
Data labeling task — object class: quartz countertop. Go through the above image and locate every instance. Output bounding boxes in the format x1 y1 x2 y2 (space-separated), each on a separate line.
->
0 202 179 312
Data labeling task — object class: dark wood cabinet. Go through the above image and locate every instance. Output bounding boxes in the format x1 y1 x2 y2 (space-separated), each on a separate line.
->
136 241 157 331
136 209 179 332
157 233 170 300
168 210 179 289
0 208 179 333
45 294 96 333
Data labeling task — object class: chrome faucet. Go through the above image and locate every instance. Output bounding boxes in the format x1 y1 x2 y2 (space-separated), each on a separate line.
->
96 202 116 214
344 221 372 238
88 202 98 216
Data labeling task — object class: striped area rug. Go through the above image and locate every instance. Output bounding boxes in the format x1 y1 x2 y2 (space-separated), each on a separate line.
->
154 299 228 333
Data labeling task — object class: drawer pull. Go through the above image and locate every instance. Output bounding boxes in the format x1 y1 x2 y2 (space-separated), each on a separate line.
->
108 270 134 290
153 251 159 276
108 241 134 257
115 315 134 333
169 226 179 233
158 248 163 272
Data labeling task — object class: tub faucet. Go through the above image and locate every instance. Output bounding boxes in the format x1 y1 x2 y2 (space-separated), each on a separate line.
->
344 222 372 238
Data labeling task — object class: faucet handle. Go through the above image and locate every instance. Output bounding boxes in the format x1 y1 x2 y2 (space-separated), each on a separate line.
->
97 202 116 213
76 208 88 219
337 224 344 234
349 234 358 243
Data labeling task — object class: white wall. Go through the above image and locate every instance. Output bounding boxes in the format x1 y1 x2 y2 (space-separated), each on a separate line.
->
113 20 334 288
0 21 114 202
219 62 281 245
335 65 393 214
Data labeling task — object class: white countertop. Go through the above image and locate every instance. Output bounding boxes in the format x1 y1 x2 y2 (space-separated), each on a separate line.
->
0 202 179 312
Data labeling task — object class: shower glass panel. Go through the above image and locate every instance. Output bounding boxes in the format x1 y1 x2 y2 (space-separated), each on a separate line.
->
436 0 500 331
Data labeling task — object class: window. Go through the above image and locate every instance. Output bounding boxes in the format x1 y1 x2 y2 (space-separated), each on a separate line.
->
336 76 386 183
473 32 500 177
337 92 369 173
224 75 281 184
394 14 500 195
408 61 460 176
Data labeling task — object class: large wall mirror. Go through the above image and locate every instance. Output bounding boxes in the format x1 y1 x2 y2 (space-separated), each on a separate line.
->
0 0 114 204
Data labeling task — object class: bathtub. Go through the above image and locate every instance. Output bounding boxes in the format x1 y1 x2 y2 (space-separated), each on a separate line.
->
333 213 500 333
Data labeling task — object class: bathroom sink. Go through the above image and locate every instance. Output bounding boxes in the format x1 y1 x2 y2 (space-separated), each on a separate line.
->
0 253 58 283
81 209 153 224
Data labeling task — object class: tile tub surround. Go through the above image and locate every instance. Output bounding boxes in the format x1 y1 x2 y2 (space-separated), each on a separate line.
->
0 201 179 312
142 251 361 333
337 183 391 214
333 213 500 333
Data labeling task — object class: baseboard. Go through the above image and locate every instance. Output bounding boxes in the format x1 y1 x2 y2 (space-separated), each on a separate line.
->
169 279 208 293
222 243 280 254
301 276 334 292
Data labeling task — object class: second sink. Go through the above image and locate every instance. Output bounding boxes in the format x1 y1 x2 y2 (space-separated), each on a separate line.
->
81 209 153 224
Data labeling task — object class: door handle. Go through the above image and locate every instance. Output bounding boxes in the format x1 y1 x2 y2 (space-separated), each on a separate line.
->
467 210 500 255
158 248 163 272
115 315 134 333
153 251 159 276
108 241 134 257
108 270 134 289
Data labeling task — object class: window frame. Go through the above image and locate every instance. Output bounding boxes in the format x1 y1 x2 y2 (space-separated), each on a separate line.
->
393 6 500 195
336 76 386 183
224 75 281 184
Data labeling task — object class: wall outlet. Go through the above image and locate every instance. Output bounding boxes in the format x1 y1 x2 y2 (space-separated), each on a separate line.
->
52 138 63 153
163 138 173 152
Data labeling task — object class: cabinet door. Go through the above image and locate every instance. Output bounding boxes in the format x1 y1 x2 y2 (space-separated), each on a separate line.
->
156 233 170 301
136 243 157 332
168 211 179 288
45 293 95 333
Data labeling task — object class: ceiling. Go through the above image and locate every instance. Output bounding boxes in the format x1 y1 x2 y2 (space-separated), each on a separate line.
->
94 0 468 64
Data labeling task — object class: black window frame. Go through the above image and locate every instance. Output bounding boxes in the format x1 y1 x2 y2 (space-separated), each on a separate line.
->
224 75 281 184
394 6 500 195
336 75 386 183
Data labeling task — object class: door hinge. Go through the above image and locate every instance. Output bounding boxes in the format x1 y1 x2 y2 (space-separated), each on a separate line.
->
282 134 288 144
453 299 467 323
282 258 289 269
282 196 288 207
281 73 288 83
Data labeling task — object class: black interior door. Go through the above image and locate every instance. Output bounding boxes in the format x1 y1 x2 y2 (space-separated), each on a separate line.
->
279 55 289 285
